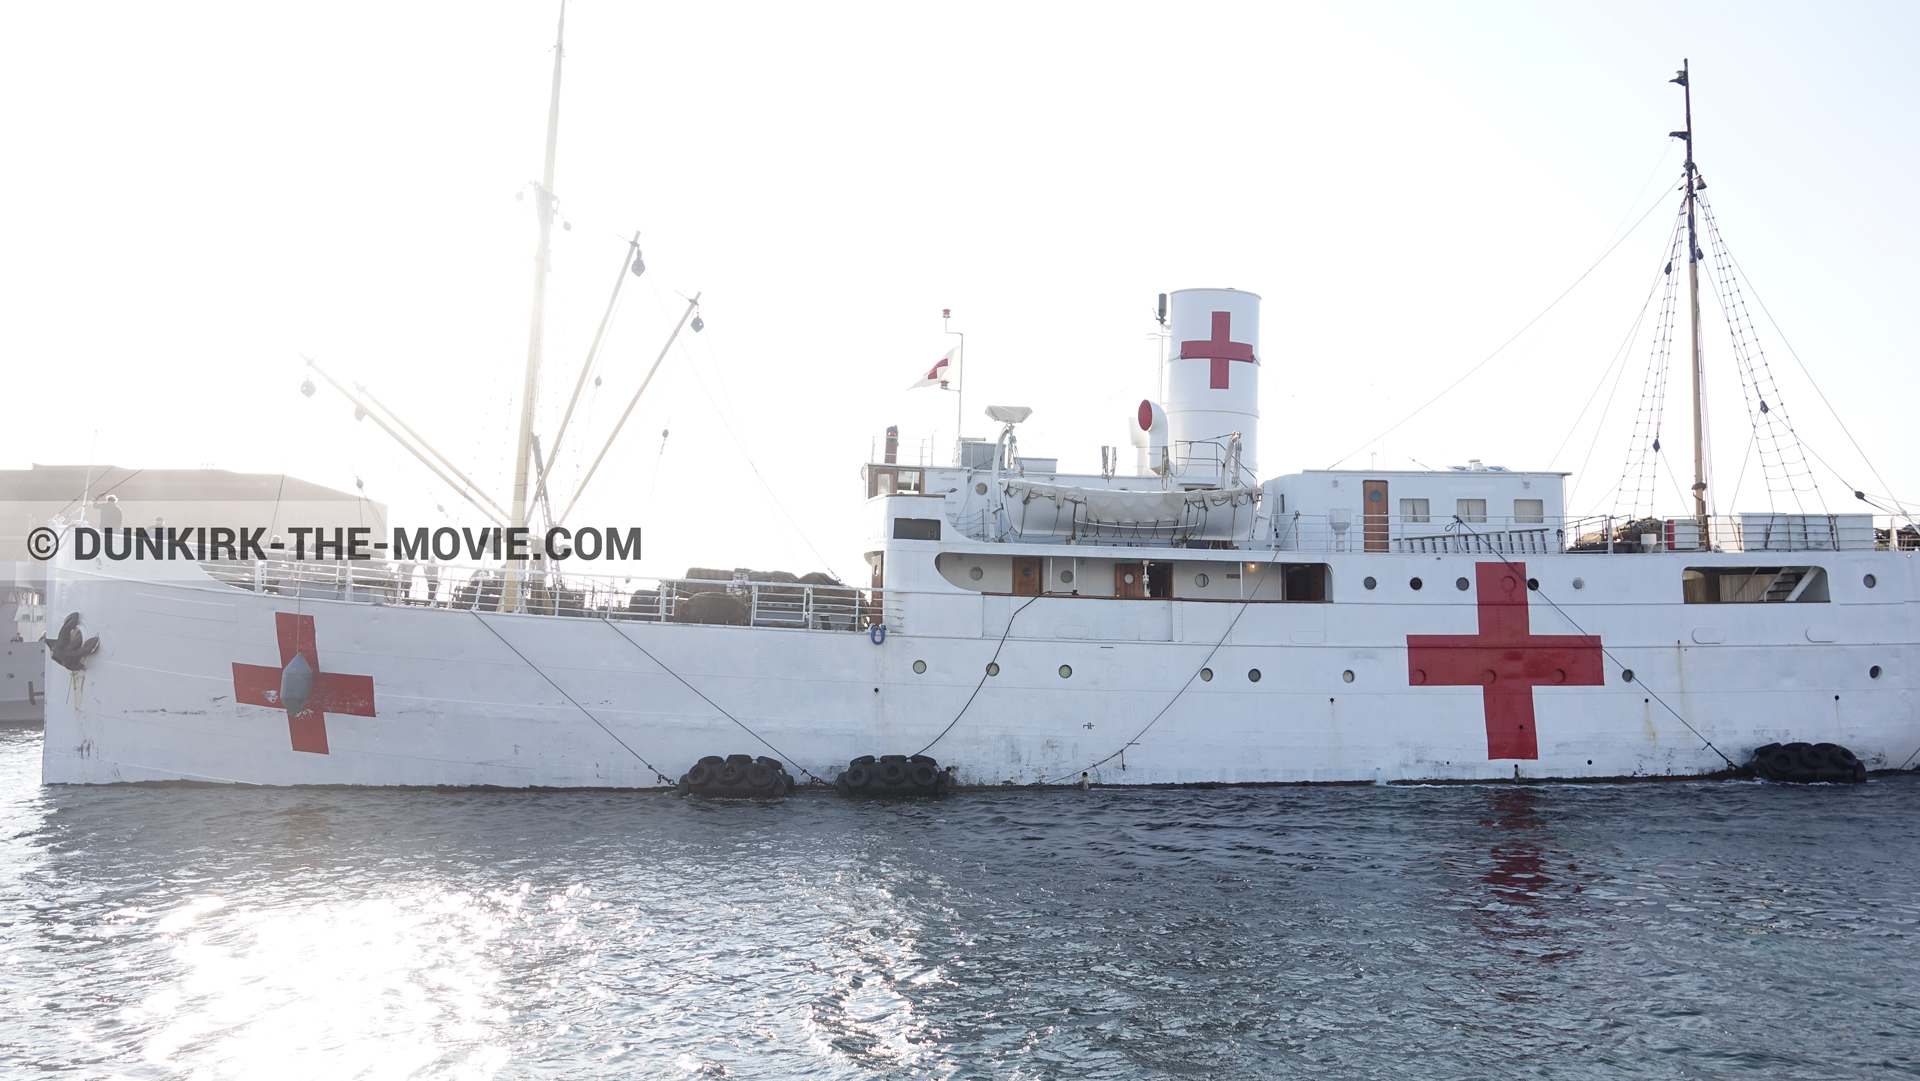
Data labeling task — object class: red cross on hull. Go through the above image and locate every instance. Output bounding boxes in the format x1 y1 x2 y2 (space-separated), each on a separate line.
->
1178 310 1257 389
1406 562 1603 760
232 612 376 754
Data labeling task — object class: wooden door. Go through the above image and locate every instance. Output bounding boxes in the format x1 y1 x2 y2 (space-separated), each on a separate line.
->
1363 479 1389 552
1013 556 1042 596
1114 562 1146 599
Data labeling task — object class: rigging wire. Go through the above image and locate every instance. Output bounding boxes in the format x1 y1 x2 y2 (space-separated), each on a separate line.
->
467 610 674 784
1449 518 1737 769
1727 249 1916 522
1609 204 1688 521
1697 192 1822 514
645 278 847 583
601 618 824 784
1548 231 1674 472
1325 184 1675 469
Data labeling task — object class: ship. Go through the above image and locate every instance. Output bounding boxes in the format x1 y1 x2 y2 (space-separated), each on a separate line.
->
35 43 1918 789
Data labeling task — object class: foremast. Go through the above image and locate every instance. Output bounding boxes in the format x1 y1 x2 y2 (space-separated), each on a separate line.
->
508 2 568 608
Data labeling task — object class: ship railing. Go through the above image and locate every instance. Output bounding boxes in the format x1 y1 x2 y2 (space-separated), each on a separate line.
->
1264 511 1913 554
193 560 868 630
1562 513 1892 553
1271 513 1564 553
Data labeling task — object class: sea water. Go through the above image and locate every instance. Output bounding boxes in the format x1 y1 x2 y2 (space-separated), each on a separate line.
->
2 725 1915 1079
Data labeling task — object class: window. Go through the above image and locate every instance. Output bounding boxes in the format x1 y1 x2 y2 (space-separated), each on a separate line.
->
876 471 895 496
1456 498 1486 523
897 470 922 493
1400 498 1429 523
892 518 941 541
1283 563 1328 601
1682 566 1829 603
1514 498 1544 524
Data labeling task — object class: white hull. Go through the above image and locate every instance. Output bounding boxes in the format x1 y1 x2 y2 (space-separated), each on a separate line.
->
41 548 1920 787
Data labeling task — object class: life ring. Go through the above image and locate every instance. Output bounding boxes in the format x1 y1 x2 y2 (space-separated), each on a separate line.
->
870 624 887 645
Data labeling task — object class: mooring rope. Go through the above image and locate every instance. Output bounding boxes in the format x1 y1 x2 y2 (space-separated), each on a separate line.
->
913 593 1043 757
1046 548 1290 784
600 617 824 784
467 610 674 784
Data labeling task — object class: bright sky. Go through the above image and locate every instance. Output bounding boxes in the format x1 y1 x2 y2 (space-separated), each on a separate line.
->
5 2 1916 581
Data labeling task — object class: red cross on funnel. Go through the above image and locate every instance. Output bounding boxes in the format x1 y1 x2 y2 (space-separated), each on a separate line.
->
1178 311 1257 390
231 612 376 754
1406 563 1602 760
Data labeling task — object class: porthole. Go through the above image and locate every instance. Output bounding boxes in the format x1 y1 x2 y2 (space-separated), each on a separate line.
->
986 662 1000 676
968 566 983 581
1195 573 1210 588
1527 578 1539 591
1410 577 1424 590
1200 667 1213 681
1363 576 1377 590
1059 664 1073 678
1455 577 1470 591
975 482 988 495
1248 669 1262 682
1870 665 1883 679
1060 569 1075 584
1621 668 1635 683
912 660 927 674
1573 577 1585 590
1342 669 1355 683
1123 572 1136 584
1864 573 1878 589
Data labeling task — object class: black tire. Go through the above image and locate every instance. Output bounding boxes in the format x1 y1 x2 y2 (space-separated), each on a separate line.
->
686 763 715 788
1791 742 1828 772
718 760 747 786
747 762 776 788
697 755 725 767
834 772 850 796
1760 746 1796 778
851 754 876 766
847 763 873 789
879 759 909 786
1822 743 1860 768
910 762 939 788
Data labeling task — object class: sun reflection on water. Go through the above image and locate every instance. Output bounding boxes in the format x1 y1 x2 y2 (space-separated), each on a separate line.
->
134 889 513 1080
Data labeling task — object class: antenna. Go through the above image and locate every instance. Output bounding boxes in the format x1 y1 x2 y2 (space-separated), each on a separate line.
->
943 308 964 459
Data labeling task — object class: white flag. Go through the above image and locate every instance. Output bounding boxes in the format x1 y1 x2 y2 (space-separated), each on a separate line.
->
909 345 961 390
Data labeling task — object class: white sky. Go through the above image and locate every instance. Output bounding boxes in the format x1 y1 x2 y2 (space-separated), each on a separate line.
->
5 2 1916 582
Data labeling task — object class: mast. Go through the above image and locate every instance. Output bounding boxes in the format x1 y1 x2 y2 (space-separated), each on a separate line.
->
507 2 566 606
1674 60 1709 527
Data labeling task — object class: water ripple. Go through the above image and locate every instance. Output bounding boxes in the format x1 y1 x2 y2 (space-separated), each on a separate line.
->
2 727 1916 1079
